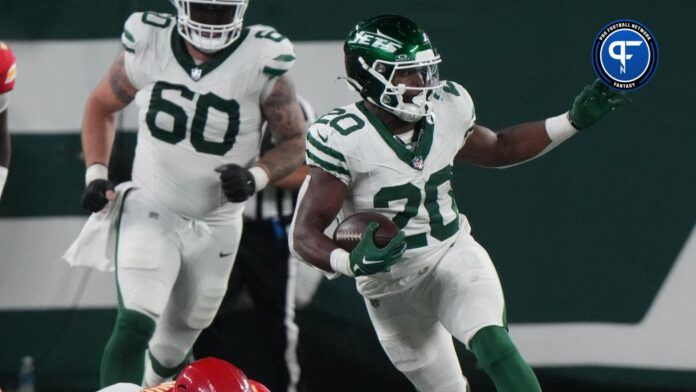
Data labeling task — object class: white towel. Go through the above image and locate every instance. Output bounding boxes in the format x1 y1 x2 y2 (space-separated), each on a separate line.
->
62 183 135 272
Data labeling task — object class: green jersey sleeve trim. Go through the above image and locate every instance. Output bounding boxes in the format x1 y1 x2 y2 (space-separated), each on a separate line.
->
262 66 289 76
122 28 135 44
307 133 346 162
306 150 351 177
273 54 296 62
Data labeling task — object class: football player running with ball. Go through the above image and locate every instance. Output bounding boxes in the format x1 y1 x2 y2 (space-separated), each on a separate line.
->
291 15 628 392
68 0 306 387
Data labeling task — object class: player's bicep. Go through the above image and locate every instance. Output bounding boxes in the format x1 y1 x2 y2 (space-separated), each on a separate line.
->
261 75 306 141
90 52 137 113
455 124 502 166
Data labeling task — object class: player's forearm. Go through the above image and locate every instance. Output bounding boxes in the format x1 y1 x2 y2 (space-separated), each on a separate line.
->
272 165 309 189
257 134 305 182
490 114 577 168
494 120 552 165
293 224 337 272
81 97 117 167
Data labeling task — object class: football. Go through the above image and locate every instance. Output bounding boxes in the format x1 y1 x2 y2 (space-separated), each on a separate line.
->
333 211 399 252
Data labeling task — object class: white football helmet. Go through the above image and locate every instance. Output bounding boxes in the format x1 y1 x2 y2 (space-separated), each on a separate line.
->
172 0 249 53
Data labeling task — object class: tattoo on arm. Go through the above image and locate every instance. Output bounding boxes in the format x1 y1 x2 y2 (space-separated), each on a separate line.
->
259 76 307 181
109 52 136 105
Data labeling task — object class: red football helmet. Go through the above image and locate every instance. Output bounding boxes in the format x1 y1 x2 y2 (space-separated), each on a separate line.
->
173 357 255 392
0 41 16 95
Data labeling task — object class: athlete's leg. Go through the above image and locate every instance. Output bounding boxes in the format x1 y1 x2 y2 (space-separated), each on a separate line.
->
365 290 469 392
433 232 540 392
101 190 182 387
145 218 242 385
470 325 541 392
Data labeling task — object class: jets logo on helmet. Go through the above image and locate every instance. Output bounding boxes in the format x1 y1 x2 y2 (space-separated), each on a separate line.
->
171 0 249 53
344 14 444 123
347 30 404 53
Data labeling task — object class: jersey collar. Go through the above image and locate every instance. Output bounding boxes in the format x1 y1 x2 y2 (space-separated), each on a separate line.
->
170 28 250 81
356 101 434 170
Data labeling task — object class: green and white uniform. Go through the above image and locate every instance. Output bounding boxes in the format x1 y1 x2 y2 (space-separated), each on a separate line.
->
305 81 479 296
123 11 295 220
73 12 296 384
299 82 506 391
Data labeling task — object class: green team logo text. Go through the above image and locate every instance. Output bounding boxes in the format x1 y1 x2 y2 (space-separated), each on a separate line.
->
348 30 404 53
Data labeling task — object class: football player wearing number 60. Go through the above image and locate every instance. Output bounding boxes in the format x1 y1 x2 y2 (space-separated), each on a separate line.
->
291 14 629 392
65 0 306 388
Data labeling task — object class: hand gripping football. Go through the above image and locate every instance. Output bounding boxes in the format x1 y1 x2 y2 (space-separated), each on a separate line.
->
333 212 400 252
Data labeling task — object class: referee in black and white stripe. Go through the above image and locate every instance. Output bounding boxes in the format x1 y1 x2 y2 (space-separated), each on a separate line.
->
194 98 315 392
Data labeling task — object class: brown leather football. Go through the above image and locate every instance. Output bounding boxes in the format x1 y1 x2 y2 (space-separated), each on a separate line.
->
333 211 399 252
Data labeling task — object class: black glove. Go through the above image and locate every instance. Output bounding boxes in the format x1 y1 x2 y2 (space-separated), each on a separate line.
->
216 164 256 203
81 179 115 212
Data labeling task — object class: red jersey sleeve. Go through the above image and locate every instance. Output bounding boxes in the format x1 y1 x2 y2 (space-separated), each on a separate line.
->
0 42 17 94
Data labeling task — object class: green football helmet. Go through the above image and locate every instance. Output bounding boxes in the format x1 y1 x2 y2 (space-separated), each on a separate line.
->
344 14 444 122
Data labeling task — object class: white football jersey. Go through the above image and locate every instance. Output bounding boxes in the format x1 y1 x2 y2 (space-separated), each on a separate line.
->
121 12 295 220
305 81 476 284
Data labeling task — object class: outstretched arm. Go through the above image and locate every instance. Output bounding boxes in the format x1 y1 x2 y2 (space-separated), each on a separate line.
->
457 80 629 168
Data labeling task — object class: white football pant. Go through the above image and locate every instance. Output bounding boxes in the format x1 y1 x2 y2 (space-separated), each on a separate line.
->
114 188 242 384
365 229 505 392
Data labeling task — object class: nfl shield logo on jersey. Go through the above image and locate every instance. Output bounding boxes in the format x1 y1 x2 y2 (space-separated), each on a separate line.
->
191 67 203 81
412 155 424 170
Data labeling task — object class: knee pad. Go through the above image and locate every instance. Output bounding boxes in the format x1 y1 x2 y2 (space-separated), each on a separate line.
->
185 283 227 330
380 332 436 373
469 325 517 369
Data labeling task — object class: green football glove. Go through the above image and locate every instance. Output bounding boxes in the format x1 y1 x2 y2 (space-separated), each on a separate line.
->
568 79 631 129
349 222 407 277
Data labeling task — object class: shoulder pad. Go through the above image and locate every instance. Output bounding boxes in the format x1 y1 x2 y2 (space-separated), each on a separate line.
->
121 12 174 54
441 80 476 125
247 25 296 77
306 119 351 184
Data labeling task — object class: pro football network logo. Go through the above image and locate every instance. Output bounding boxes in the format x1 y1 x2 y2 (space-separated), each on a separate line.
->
592 19 658 91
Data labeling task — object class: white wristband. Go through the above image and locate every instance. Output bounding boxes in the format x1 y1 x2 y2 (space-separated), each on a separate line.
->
545 112 578 144
248 165 270 192
330 248 354 277
85 163 108 185
0 166 8 199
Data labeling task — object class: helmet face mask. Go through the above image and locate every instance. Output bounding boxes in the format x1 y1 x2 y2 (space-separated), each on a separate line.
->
173 0 248 53
344 15 444 123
